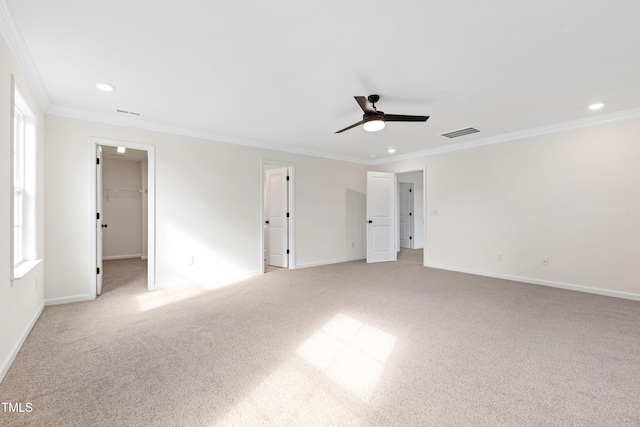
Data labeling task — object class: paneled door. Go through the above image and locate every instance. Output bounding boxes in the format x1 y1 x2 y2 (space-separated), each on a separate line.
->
366 171 396 263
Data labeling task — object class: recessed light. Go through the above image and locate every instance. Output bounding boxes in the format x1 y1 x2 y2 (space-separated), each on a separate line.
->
588 103 604 110
96 82 115 92
117 146 126 154
388 148 396 153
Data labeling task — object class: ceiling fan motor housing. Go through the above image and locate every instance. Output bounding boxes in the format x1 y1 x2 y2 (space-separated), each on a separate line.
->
364 111 385 122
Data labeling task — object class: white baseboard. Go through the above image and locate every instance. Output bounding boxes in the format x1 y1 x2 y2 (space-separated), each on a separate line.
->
0 301 45 383
296 256 365 269
425 263 640 301
45 294 94 306
102 254 142 261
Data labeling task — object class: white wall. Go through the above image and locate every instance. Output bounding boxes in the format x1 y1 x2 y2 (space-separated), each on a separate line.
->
397 171 424 249
375 116 640 299
44 115 369 298
102 158 142 259
0 35 46 381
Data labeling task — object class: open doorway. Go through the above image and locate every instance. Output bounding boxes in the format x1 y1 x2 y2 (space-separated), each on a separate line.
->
99 146 148 294
396 170 425 265
365 169 425 265
91 138 155 298
262 161 295 273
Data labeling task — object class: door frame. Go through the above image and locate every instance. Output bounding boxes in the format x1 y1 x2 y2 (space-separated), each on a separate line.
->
398 181 415 249
261 160 295 273
89 137 156 297
393 167 427 265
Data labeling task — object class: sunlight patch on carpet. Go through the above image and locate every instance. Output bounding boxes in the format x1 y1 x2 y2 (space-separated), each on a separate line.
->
215 361 360 426
295 313 397 402
136 285 204 311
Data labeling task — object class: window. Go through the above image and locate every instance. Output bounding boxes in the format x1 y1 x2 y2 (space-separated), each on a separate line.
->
11 86 37 279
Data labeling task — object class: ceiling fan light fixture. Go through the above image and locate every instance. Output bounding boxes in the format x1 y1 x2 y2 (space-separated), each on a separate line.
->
363 118 385 132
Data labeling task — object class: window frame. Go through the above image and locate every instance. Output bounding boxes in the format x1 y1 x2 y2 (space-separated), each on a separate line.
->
11 80 38 281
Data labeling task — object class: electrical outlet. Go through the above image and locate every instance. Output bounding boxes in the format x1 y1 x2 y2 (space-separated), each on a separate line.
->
351 241 355 248
497 253 503 261
541 257 549 267
188 256 194 266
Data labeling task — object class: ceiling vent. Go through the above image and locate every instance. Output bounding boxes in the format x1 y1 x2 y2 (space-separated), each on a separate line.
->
117 109 142 116
440 127 480 139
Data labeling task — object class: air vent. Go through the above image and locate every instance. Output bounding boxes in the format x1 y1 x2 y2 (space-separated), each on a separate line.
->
440 127 481 139
116 109 142 116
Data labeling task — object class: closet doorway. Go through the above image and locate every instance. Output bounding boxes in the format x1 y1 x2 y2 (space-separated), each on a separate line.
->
91 138 155 297
101 146 147 294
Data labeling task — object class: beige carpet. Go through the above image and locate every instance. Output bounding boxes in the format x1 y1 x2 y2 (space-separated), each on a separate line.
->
1 251 640 426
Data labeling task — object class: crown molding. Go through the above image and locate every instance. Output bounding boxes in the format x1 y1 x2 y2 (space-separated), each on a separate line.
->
47 105 372 165
0 0 51 110
373 106 640 165
50 103 640 168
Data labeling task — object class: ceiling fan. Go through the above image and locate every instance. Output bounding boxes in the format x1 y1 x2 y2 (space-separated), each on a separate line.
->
335 94 429 134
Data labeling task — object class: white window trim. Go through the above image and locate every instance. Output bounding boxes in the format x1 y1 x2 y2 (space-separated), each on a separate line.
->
10 78 40 284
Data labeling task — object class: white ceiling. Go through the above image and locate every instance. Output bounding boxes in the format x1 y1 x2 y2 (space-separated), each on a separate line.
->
4 0 640 163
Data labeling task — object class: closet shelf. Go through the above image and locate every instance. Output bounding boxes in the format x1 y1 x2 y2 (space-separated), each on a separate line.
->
102 188 142 192
102 188 145 201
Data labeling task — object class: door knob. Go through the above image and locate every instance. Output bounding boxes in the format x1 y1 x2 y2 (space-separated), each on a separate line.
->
265 220 270 224
102 224 108 228
368 220 373 223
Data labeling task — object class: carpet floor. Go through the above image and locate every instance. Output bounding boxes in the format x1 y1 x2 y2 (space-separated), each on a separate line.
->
1 250 639 426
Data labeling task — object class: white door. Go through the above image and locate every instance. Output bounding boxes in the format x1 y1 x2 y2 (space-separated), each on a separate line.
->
96 145 103 296
399 182 414 249
367 171 397 263
265 167 289 268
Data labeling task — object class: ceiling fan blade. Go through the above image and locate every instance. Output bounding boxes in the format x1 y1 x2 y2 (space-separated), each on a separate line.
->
335 120 364 134
355 96 376 113
384 114 430 122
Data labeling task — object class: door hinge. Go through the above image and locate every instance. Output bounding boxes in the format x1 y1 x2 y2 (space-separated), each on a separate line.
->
287 212 289 218
97 158 100 165
286 249 290 254
410 236 412 240
97 267 100 274
409 212 412 216
97 212 100 220
286 176 290 181
409 188 412 192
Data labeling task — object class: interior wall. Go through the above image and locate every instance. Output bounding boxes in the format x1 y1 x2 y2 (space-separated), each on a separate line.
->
0 35 46 380
44 115 368 298
396 171 424 249
102 157 142 259
374 116 640 299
